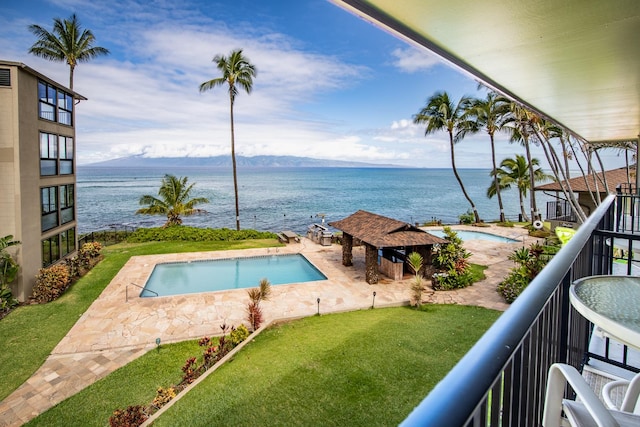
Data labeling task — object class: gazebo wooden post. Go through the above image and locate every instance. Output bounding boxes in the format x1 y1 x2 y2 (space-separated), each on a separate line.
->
365 243 379 284
342 233 353 266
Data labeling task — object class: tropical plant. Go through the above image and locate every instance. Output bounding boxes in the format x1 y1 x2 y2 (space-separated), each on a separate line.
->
32 264 72 303
414 91 481 223
136 175 209 228
247 278 271 330
109 405 147 427
407 252 424 307
0 235 19 313
406 252 423 276
0 235 19 281
432 227 473 290
465 91 511 222
458 209 475 225
487 155 552 222
199 49 257 231
497 243 553 303
28 14 109 90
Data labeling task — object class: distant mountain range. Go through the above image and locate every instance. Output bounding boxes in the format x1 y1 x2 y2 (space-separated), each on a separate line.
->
85 155 403 168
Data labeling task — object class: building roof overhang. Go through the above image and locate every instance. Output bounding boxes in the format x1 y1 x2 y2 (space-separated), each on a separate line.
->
331 0 640 145
0 60 87 101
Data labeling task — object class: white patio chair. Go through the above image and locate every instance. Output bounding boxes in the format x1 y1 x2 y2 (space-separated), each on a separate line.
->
602 372 640 414
543 363 640 427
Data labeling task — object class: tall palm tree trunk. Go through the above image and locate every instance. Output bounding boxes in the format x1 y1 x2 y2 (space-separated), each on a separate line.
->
229 93 240 231
518 187 529 222
523 138 539 222
489 133 505 222
537 133 587 223
449 131 480 223
69 65 75 90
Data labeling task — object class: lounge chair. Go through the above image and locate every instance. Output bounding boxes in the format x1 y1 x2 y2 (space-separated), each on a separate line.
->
543 363 640 426
602 372 640 415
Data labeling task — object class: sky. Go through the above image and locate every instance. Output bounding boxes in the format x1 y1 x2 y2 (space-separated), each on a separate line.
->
0 0 629 168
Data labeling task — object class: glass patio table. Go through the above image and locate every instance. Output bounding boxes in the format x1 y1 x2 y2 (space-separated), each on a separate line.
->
570 275 640 350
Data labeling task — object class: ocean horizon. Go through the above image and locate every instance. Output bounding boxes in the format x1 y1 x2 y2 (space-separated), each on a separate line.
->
76 166 551 235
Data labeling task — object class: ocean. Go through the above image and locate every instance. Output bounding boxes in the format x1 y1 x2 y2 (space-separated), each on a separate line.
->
76 166 549 234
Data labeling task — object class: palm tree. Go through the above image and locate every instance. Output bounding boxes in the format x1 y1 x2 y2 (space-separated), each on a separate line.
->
136 175 209 227
488 155 552 222
28 14 109 90
466 91 511 222
505 102 540 223
199 49 256 231
414 91 481 223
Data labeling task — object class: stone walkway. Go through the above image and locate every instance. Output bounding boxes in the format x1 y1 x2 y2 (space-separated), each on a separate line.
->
0 225 538 426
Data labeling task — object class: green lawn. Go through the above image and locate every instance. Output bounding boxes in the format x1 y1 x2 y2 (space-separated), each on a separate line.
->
0 239 279 401
27 305 499 427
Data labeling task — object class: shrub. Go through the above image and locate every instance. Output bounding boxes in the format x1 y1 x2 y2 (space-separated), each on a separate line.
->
64 256 82 278
80 241 102 258
497 221 514 227
458 210 475 225
126 226 277 243
79 241 103 270
180 356 200 385
496 271 529 304
247 279 270 330
151 387 176 409
497 243 554 303
247 301 263 331
528 229 551 238
32 264 71 303
410 275 424 307
432 227 473 290
109 405 148 427
0 287 18 316
229 324 250 346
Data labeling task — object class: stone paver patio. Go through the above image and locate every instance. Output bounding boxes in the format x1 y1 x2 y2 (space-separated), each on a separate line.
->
0 225 539 426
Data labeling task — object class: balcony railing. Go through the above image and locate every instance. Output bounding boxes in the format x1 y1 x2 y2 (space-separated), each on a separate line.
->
546 199 579 223
401 194 637 426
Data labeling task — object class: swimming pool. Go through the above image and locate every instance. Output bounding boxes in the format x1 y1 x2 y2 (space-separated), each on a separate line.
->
141 253 327 297
427 229 520 243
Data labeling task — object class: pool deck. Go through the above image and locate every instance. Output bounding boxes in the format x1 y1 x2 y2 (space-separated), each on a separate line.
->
0 224 538 426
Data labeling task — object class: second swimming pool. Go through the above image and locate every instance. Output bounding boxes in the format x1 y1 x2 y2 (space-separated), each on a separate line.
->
427 229 520 243
141 253 327 297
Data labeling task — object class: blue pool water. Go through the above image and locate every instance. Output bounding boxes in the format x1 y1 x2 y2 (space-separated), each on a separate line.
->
141 254 327 297
428 229 519 243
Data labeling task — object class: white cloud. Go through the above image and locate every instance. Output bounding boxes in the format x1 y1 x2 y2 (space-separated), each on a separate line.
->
391 47 442 73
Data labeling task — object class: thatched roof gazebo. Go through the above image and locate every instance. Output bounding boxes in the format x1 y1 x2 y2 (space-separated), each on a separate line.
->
329 210 446 284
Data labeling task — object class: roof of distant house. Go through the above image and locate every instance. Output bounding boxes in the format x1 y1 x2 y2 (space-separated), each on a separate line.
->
329 210 446 248
535 166 633 193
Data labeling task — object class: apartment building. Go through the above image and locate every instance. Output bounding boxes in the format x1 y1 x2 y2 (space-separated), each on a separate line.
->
0 60 86 301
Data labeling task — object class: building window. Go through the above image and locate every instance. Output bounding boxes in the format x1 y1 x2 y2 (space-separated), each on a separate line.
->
38 81 56 121
59 136 74 175
41 186 58 232
38 80 72 125
60 228 76 257
40 132 58 176
42 236 60 267
58 91 73 125
60 184 74 224
40 133 74 176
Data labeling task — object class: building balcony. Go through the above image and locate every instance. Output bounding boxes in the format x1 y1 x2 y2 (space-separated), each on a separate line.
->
401 193 640 426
